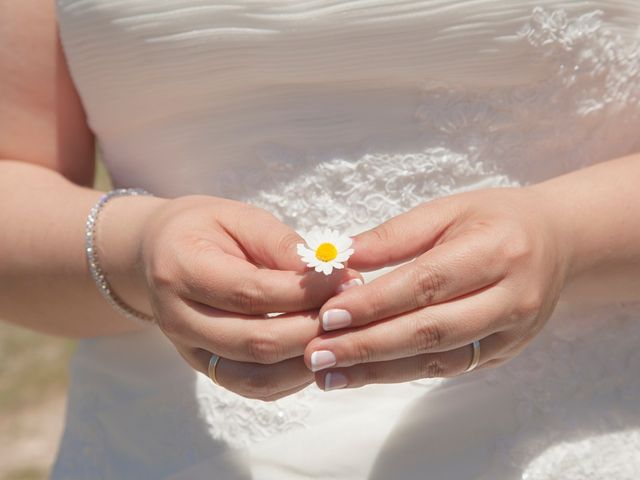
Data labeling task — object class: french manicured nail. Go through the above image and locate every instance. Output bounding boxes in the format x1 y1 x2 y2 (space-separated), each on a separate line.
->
324 372 348 391
310 350 336 372
322 309 352 331
336 278 363 293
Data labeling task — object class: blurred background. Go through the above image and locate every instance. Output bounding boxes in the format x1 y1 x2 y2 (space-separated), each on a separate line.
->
0 159 111 480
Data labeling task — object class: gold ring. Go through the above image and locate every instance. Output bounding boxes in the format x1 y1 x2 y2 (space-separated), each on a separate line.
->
208 353 221 384
465 340 481 373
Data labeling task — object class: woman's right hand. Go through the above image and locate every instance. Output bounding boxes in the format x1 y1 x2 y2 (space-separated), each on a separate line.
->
105 195 360 401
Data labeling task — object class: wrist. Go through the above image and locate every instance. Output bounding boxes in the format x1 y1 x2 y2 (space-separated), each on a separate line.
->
96 193 168 319
524 182 578 284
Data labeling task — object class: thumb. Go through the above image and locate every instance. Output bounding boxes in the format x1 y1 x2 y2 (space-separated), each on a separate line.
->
349 201 455 271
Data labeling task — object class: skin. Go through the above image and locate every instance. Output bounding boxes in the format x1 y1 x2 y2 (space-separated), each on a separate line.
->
305 156 640 390
2 2 639 401
0 0 360 401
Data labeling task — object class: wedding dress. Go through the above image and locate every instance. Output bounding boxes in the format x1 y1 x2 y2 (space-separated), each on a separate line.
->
52 1 640 478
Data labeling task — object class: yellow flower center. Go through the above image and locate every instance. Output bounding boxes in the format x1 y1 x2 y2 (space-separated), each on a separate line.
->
315 242 338 262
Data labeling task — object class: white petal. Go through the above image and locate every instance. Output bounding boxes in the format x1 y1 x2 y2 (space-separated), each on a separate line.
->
306 258 320 267
322 229 335 243
298 246 316 258
307 231 321 250
335 236 353 251
335 248 354 261
297 243 309 255
330 261 344 270
334 252 351 262
322 263 333 275
315 264 324 273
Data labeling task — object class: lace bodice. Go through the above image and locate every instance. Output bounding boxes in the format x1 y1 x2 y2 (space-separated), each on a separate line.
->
53 1 640 479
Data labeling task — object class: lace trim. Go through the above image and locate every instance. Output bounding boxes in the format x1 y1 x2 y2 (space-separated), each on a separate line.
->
196 375 314 449
478 302 640 479
192 7 640 451
201 8 640 239
53 7 640 476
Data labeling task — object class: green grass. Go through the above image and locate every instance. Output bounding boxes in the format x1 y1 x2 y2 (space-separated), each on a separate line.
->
0 158 114 480
0 158 111 414
4 468 47 480
0 323 74 413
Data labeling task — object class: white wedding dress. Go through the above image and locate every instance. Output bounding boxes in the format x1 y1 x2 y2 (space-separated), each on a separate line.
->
53 1 640 478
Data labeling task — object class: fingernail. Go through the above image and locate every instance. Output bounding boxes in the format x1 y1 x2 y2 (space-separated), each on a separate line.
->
336 278 363 293
310 350 337 372
322 309 352 331
324 371 348 391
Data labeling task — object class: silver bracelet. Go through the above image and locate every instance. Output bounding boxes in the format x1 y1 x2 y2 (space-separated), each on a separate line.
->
85 188 155 325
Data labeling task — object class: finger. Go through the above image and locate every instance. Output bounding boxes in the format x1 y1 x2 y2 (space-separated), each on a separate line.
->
315 334 505 390
261 380 314 402
169 302 322 364
218 204 308 272
348 198 458 271
218 356 313 400
183 348 314 400
319 232 505 331
306 286 513 370
180 250 363 315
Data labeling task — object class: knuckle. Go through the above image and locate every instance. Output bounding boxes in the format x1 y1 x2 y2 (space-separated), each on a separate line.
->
146 253 177 291
276 232 303 259
411 262 447 307
365 287 388 323
370 222 395 247
351 338 375 365
231 279 267 314
417 356 446 378
514 291 543 321
501 228 533 264
241 370 279 398
246 330 282 364
158 316 184 339
362 364 382 385
412 319 444 354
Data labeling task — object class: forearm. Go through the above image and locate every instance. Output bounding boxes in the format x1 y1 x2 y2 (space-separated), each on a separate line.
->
530 153 640 303
0 160 163 337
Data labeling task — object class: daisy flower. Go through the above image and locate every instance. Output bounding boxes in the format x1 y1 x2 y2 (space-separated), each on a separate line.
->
296 227 354 275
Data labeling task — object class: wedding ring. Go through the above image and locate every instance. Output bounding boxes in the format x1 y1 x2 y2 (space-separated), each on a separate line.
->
208 353 221 385
464 340 481 373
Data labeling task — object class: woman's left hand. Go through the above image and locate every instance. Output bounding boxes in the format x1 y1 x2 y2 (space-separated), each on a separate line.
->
304 186 571 390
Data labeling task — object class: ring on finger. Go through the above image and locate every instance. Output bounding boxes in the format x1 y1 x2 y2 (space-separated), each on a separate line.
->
208 353 222 384
464 340 481 373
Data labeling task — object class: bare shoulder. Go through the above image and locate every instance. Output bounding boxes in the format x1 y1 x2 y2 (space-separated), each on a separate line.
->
0 0 94 185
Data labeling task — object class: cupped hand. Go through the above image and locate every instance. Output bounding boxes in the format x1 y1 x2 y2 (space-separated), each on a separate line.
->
304 187 570 390
132 195 360 400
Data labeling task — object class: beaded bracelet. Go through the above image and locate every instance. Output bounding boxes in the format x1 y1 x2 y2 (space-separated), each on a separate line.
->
85 188 155 325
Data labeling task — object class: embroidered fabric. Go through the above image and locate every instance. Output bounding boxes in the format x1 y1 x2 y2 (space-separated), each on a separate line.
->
52 2 640 478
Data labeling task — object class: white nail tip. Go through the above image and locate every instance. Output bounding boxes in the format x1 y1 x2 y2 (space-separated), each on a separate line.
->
336 278 363 293
324 371 348 391
322 309 352 331
310 350 337 372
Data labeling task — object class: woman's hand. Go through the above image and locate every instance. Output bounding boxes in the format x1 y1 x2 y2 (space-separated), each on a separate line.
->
303 187 570 390
106 195 360 400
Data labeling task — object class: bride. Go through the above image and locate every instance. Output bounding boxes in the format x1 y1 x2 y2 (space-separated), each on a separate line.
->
2 0 640 478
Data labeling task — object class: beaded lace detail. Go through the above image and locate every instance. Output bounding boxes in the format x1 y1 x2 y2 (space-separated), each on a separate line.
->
196 376 314 449
216 8 640 236
187 5 640 453
53 5 640 478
